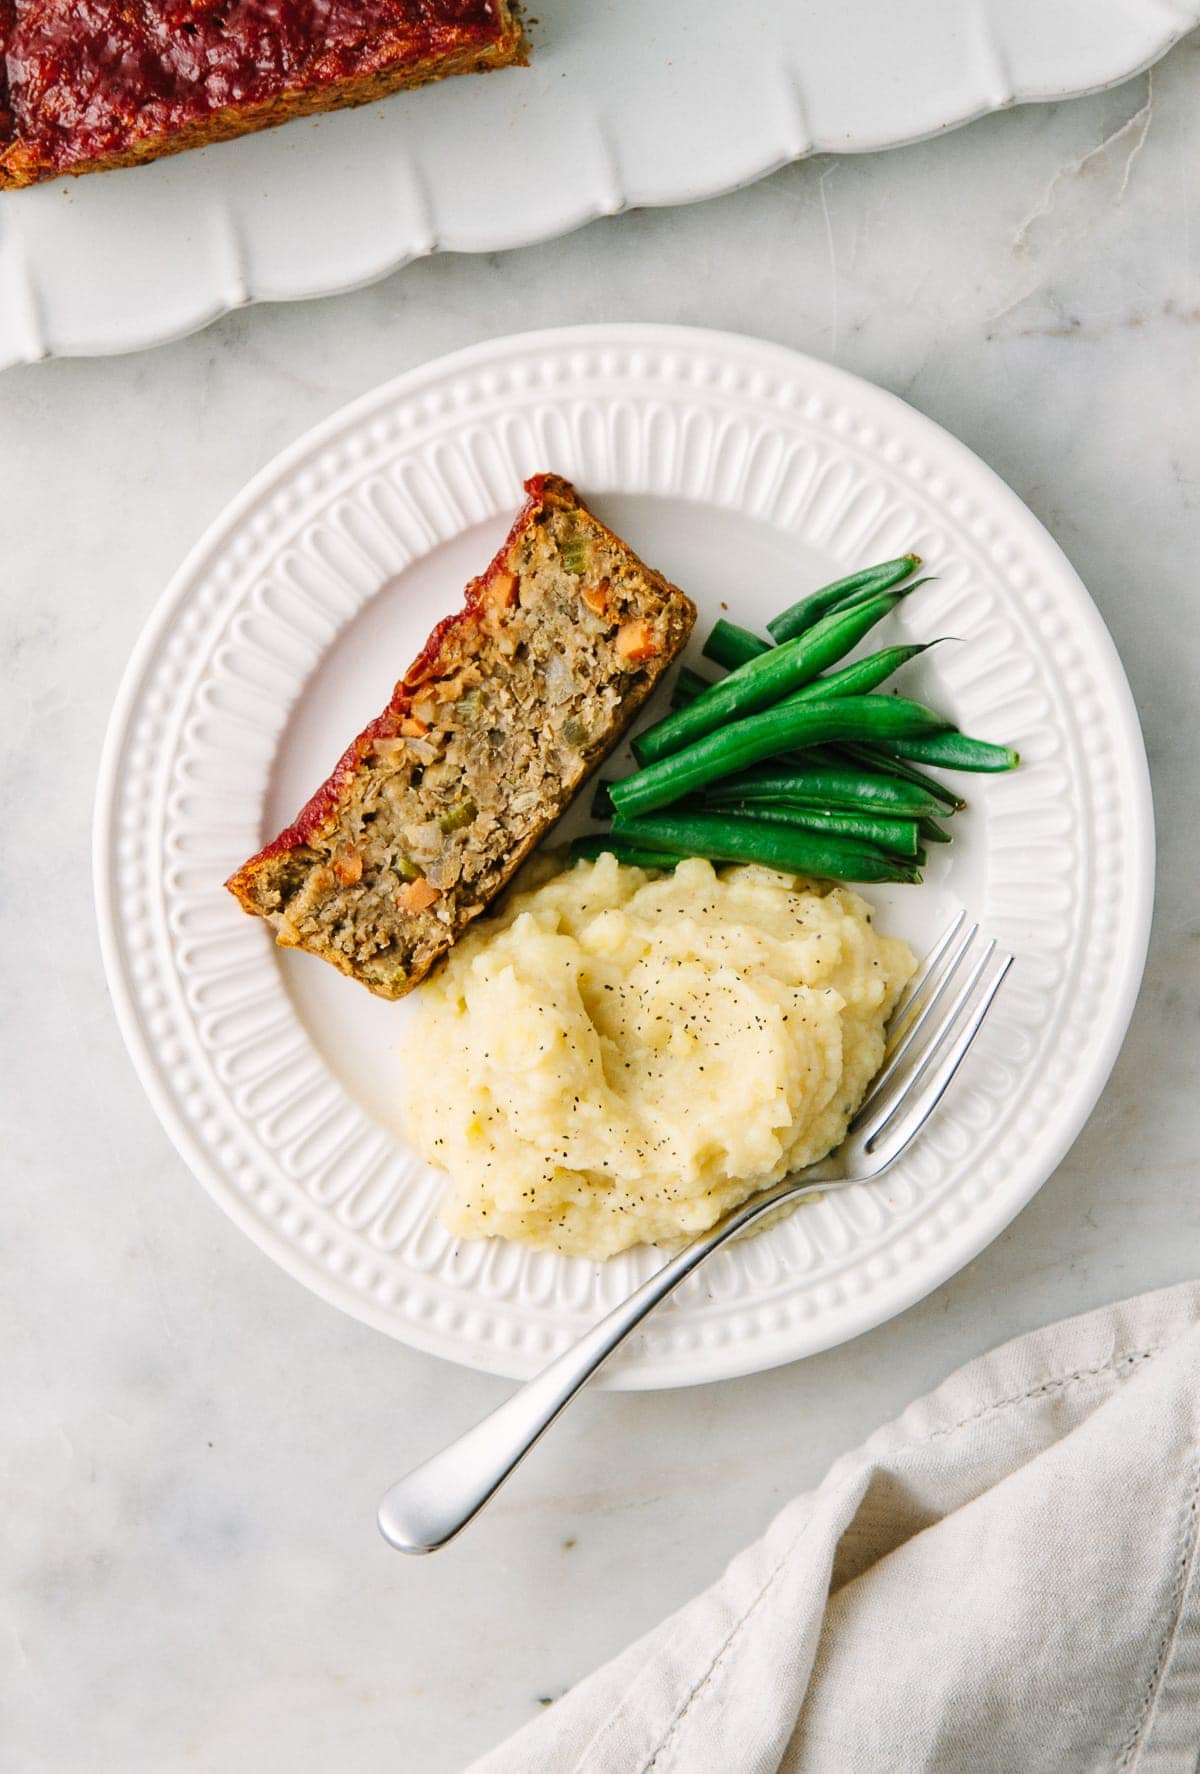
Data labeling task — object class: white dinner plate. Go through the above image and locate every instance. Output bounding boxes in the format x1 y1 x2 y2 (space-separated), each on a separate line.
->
4 0 1199 369
95 324 1153 1387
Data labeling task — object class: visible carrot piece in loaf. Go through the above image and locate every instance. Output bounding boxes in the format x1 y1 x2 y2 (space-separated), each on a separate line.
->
616 620 660 664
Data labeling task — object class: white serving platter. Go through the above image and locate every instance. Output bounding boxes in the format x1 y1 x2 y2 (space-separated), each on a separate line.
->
94 323 1153 1386
4 0 1198 369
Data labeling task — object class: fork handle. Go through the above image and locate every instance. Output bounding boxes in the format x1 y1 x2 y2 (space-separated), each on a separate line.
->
377 1167 838 1554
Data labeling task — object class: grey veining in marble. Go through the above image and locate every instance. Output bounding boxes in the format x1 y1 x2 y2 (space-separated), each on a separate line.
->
2 34 1199 1773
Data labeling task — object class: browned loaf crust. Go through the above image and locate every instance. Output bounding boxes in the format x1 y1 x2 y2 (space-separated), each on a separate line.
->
0 3 527 190
226 474 697 999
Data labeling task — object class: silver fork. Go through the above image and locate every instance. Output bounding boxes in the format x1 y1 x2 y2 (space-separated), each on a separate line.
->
378 912 1012 1554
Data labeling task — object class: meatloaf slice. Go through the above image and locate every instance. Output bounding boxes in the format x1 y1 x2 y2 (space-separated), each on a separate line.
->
226 473 696 999
0 1 527 191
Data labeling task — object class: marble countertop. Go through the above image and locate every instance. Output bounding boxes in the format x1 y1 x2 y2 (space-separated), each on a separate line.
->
4 34 1199 1772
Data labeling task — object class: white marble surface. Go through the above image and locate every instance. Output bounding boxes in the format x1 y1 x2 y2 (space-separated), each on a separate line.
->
3 36 1199 1772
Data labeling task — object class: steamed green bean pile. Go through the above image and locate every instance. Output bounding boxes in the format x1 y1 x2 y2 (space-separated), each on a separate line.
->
573 555 1019 885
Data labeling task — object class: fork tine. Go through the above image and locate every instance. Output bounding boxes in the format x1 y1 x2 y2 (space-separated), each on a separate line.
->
855 933 994 1139
880 915 979 1073
885 907 968 1049
853 919 982 1133
867 954 1013 1168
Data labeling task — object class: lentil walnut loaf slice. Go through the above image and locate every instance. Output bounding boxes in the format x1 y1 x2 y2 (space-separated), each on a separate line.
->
226 474 697 999
0 1 526 190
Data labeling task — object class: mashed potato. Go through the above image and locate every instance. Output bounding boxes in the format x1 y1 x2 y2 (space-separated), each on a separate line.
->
404 854 915 1259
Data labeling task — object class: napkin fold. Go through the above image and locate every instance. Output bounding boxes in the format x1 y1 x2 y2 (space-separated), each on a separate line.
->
468 1280 1200 1774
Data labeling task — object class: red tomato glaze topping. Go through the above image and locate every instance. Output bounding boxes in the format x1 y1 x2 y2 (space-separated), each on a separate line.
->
0 3 15 143
1 0 506 166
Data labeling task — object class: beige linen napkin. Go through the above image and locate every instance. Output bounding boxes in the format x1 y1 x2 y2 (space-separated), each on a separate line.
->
468 1280 1200 1774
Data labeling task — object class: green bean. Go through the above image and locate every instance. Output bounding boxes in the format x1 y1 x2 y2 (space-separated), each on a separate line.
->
703 764 946 818
730 801 921 857
689 641 933 722
918 816 953 845
777 744 847 773
835 741 967 811
701 618 770 670
570 835 679 870
610 695 949 818
610 811 921 884
692 611 932 709
634 592 905 765
785 642 931 704
590 778 615 819
767 555 921 644
669 665 717 709
874 732 1020 772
